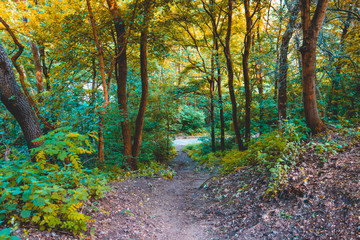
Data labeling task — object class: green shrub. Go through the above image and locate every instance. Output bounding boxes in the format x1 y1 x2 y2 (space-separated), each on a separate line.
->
176 105 205 134
186 123 303 197
0 128 109 235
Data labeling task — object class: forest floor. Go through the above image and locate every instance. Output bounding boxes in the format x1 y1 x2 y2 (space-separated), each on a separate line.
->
19 139 223 240
17 132 360 239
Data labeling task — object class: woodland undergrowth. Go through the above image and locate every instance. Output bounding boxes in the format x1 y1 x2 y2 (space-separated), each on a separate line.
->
185 123 360 197
0 128 175 239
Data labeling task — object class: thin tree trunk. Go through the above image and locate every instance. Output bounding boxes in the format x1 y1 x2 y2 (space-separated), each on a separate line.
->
277 1 300 128
299 0 329 134
29 42 43 94
87 0 109 166
0 43 43 152
209 77 216 152
39 46 50 91
215 38 225 151
224 0 243 150
256 26 264 135
132 0 152 169
243 0 252 143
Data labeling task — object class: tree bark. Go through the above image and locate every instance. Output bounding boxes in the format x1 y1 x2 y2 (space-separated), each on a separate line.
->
39 46 50 91
256 26 264 135
243 0 252 143
132 0 152 169
224 0 243 150
0 16 55 131
277 1 300 128
0 43 42 151
215 37 225 151
106 0 134 169
87 0 109 166
299 0 329 134
209 76 216 152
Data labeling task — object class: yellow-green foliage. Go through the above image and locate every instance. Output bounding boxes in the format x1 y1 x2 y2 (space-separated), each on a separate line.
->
185 144 223 172
0 128 110 235
30 127 96 169
186 130 301 197
0 158 110 234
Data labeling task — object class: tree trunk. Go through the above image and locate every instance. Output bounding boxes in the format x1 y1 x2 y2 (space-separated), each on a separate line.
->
39 46 50 91
209 77 216 152
87 0 109 166
0 43 42 151
224 0 243 150
299 0 329 134
106 0 133 169
215 38 225 151
278 1 300 128
256 26 264 135
243 0 252 143
29 42 43 94
132 0 152 169
0 16 55 131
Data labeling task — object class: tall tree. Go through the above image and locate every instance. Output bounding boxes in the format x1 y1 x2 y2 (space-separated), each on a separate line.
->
86 0 109 165
106 0 134 169
299 0 329 134
0 17 55 131
243 0 260 143
277 1 300 128
132 0 153 166
225 0 243 150
243 0 252 143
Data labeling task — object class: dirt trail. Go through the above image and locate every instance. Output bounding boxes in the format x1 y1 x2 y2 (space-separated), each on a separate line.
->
19 139 221 240
87 139 220 240
146 143 217 240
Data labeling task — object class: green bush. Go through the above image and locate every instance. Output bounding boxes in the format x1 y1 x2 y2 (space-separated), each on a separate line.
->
186 123 304 197
0 128 109 235
176 105 205 134
0 159 109 234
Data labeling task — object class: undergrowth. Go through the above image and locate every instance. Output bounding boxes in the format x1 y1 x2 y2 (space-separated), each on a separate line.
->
0 127 176 238
185 123 305 196
186 124 360 198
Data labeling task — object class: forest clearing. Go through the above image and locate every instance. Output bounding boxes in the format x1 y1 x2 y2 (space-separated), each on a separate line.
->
0 0 359 239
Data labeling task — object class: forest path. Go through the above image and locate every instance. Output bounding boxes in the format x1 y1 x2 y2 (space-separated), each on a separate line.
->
87 138 221 240
144 139 219 240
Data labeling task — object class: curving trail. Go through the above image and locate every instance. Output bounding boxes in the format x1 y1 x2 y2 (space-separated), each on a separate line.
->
86 138 221 240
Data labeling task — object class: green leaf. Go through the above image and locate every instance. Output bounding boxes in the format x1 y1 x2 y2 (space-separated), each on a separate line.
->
33 197 46 207
269 168 276 173
58 151 67 161
10 188 22 195
43 206 53 213
32 215 40 223
22 189 32 201
10 236 22 240
20 209 32 218
16 176 23 184
0 227 11 236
